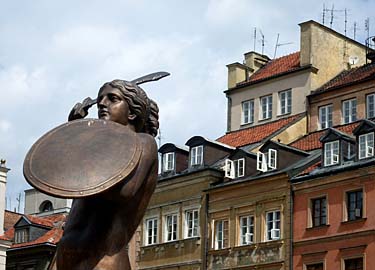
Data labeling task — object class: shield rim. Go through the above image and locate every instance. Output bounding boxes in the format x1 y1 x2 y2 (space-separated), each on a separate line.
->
23 119 142 198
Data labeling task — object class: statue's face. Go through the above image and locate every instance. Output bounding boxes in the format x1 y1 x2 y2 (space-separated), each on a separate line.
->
97 85 134 126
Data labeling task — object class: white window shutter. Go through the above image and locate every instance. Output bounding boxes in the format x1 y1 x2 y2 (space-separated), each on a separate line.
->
268 149 277 169
257 152 267 172
224 159 234 179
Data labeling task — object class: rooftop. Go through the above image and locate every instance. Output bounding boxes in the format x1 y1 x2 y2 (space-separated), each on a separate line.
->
311 62 375 95
235 52 303 88
290 121 360 151
217 113 304 148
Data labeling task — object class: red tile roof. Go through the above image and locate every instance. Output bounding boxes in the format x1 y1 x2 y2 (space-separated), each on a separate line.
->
237 52 301 87
0 213 67 248
217 113 304 148
313 63 375 93
290 122 360 151
11 227 63 248
298 161 321 176
4 211 22 231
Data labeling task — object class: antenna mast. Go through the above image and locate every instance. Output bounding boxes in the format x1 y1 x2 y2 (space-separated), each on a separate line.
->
259 29 265 55
253 27 257 52
274 34 293 59
322 4 325 25
365 18 370 40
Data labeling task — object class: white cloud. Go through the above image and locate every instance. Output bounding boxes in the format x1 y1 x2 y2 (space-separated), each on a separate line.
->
0 119 11 132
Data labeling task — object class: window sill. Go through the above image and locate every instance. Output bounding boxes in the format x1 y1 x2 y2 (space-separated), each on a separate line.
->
258 117 272 123
233 243 256 251
240 122 254 129
208 248 230 255
341 217 367 225
277 112 291 118
306 224 330 231
141 237 201 249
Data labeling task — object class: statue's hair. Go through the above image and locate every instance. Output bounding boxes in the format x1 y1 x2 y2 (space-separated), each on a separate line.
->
99 80 159 137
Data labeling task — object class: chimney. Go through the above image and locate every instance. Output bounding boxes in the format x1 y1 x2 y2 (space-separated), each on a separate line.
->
0 160 9 235
226 62 250 89
243 51 269 76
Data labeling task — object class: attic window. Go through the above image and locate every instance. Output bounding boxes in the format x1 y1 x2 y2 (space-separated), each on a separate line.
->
359 133 374 159
162 152 175 172
190 146 203 166
224 158 245 179
256 149 277 172
324 141 339 166
39 200 53 212
14 228 29 244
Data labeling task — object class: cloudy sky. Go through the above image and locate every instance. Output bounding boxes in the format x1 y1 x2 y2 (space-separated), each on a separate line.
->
1 0 374 211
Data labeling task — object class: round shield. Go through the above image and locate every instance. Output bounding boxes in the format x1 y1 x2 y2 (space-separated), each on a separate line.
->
23 119 142 198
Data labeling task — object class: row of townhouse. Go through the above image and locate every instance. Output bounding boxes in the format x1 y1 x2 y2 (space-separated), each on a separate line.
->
135 20 375 270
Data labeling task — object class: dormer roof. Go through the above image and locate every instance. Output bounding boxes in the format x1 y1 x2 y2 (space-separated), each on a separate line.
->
319 128 355 143
186 136 235 150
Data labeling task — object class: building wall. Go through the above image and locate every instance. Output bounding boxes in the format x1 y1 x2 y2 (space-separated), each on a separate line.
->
300 20 367 90
293 166 375 270
138 170 222 270
308 80 375 132
207 174 291 269
24 189 72 216
228 71 311 131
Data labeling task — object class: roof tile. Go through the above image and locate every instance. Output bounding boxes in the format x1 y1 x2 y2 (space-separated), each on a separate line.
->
217 114 303 148
313 62 375 93
237 52 301 87
290 122 360 151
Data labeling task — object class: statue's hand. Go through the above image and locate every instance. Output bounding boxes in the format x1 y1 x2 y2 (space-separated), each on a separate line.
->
68 97 96 121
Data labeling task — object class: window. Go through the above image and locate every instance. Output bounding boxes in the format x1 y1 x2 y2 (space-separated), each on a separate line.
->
266 210 280 241
190 145 203 166
185 209 199 238
225 158 245 178
39 200 53 212
366 93 375 118
260 95 273 120
145 218 158 245
242 100 254 124
306 263 323 270
345 257 363 270
215 220 228 249
347 190 363 221
256 149 277 172
14 229 29 244
162 152 175 172
279 89 292 115
319 104 333 129
239 215 254 245
342 99 357 124
312 197 327 227
165 214 178 242
324 141 339 166
359 133 374 159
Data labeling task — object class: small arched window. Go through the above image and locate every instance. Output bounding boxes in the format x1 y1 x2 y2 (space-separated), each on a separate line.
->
39 200 53 212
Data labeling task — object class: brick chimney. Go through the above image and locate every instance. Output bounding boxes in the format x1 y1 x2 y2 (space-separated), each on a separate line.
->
0 160 9 235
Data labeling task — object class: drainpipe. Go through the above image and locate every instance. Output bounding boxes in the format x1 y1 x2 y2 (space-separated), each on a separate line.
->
203 193 209 270
290 185 294 270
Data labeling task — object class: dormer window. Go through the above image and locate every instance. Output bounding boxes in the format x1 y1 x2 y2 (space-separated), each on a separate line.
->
162 152 175 172
324 141 339 166
14 228 29 244
190 145 203 166
224 158 245 179
359 133 374 159
256 149 277 172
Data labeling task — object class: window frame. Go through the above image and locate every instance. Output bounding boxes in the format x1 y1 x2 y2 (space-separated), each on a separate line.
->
145 217 158 246
305 262 324 270
190 145 203 166
184 209 199 238
311 197 327 227
342 98 357 124
324 140 340 166
358 132 374 159
14 228 29 244
266 210 281 241
214 219 229 249
278 89 292 115
164 213 178 242
239 215 254 245
162 152 175 172
260 95 273 120
346 189 363 221
366 93 375 118
319 104 333 130
344 257 364 270
241 99 255 125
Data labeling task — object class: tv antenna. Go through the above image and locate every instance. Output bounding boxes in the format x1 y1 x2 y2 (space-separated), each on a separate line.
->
365 18 370 40
253 27 257 52
259 29 265 55
273 33 293 59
